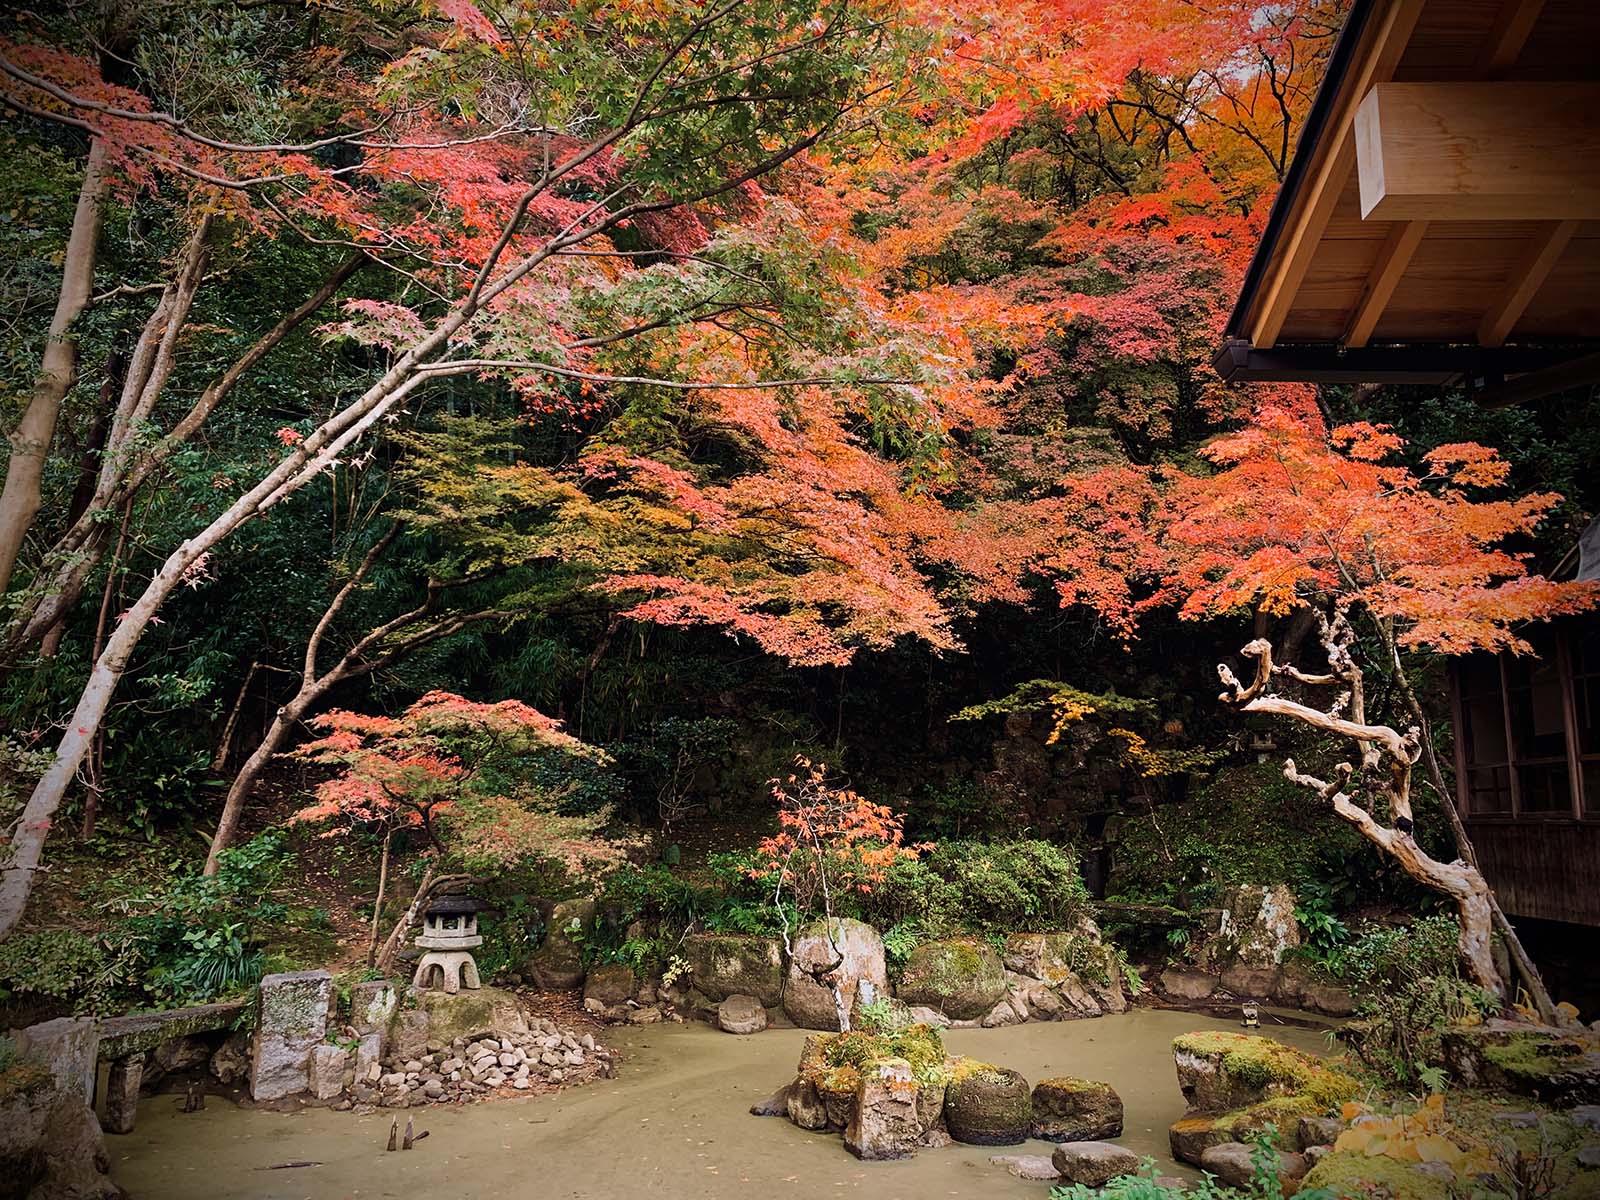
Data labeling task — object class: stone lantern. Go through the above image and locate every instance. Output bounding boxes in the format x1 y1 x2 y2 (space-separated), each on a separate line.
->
412 894 484 994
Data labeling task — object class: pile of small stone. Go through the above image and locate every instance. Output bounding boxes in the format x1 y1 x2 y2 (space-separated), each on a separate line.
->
346 1019 611 1110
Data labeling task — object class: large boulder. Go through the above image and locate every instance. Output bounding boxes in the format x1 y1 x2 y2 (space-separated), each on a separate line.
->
843 1058 922 1161
408 985 527 1048
1051 1141 1141 1187
896 939 1007 1021
350 980 399 1035
944 1067 1032 1146
1172 1031 1355 1115
0 1065 120 1200
1000 928 1127 1017
1441 1022 1600 1104
717 995 769 1035
1030 1077 1123 1142
250 970 333 1101
526 898 596 991
683 934 785 1007
783 919 888 1031
1212 884 1300 967
582 963 638 1010
1159 967 1218 1002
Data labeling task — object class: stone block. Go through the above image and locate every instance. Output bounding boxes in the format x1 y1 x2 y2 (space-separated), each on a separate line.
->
308 1044 348 1101
14 1017 99 1102
1051 1141 1140 1187
250 970 333 1102
103 1056 143 1136
843 1058 922 1161
717 994 768 1035
351 980 398 1035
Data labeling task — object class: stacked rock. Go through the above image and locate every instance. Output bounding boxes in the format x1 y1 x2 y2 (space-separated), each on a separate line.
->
345 1017 611 1109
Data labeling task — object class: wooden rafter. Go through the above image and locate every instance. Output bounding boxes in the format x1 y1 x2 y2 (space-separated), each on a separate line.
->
1480 0 1546 77
1478 220 1580 347
1345 220 1427 348
1247 0 1426 349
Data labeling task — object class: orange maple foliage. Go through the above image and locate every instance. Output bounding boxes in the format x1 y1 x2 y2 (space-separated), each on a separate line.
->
756 758 926 910
1166 407 1600 655
288 691 619 875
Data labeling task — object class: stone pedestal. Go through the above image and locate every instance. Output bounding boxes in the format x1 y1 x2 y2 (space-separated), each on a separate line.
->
250 970 333 1102
103 1056 143 1135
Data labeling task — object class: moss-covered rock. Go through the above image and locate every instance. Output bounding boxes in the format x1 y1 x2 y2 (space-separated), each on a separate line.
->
525 899 596 991
896 939 1007 1021
683 933 784 1007
1168 1115 1237 1165
1030 1076 1123 1142
1443 1022 1600 1104
1172 1030 1357 1115
409 985 527 1046
944 1067 1032 1146
1300 1151 1451 1200
1168 1095 1324 1165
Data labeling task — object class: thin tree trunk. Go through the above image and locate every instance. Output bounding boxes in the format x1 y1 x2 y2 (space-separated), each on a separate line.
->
1379 627 1558 1023
0 251 366 668
79 500 132 840
206 700 311 870
368 826 393 967
0 140 109 595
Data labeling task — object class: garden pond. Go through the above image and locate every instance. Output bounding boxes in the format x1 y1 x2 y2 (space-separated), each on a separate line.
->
108 1008 1328 1199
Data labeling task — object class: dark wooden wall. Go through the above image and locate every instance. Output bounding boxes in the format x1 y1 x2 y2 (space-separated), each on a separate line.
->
1467 820 1600 927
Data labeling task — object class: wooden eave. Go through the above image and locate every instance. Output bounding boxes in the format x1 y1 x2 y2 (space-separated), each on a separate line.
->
1217 0 1600 397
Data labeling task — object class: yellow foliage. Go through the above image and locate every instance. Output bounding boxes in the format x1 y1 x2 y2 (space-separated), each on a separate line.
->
1332 1095 1496 1179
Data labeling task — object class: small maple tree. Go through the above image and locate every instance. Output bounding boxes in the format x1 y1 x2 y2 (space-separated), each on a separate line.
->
757 757 924 1030
288 690 623 962
1167 409 1599 1009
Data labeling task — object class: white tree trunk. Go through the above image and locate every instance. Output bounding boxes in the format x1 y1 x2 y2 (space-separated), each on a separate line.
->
0 139 108 595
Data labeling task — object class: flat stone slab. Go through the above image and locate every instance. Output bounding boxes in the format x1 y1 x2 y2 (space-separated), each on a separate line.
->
98 1001 246 1059
989 1154 1060 1181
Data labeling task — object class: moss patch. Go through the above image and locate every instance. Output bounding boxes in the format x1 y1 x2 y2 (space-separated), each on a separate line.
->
1301 1151 1450 1200
1173 1030 1358 1110
807 1022 948 1086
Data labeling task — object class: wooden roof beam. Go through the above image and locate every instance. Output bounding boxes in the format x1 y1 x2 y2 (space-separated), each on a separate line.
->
1246 0 1426 350
1344 220 1427 348
1480 0 1546 77
1479 220 1580 347
1356 83 1600 222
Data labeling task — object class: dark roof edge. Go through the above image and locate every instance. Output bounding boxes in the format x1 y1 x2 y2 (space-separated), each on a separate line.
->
1224 0 1378 339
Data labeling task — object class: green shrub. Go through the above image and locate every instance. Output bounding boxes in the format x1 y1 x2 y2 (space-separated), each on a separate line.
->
1337 915 1498 1087
0 929 143 1015
920 839 1091 933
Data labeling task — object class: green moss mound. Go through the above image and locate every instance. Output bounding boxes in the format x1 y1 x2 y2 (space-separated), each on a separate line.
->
1301 1151 1450 1200
808 1022 948 1086
1173 1030 1358 1110
896 938 1006 1020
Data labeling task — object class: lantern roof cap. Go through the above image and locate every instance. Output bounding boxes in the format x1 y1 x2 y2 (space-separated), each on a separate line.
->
425 893 482 916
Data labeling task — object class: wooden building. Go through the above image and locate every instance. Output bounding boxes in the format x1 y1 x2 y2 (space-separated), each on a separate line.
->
1218 0 1600 927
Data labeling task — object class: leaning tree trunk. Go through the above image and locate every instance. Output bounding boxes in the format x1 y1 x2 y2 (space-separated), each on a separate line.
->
1218 618 1510 1000
0 140 108 596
